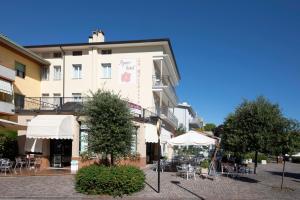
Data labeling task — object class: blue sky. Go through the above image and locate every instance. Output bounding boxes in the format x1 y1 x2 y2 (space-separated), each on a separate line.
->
1 0 299 125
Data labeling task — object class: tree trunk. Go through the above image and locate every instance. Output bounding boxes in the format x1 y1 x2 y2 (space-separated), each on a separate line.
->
111 152 114 166
254 150 258 174
281 159 286 190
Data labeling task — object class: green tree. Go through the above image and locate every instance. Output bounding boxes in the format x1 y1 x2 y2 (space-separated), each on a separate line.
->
175 123 186 136
221 96 284 173
82 90 134 166
269 118 300 189
204 123 216 131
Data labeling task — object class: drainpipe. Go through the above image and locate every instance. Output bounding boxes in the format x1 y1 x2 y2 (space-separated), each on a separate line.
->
59 46 66 100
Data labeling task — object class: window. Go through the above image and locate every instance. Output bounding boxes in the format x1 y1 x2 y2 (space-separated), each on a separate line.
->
101 63 111 79
15 62 26 78
73 51 82 56
131 127 138 154
53 93 61 106
72 93 82 102
72 64 82 79
14 93 25 109
101 49 112 54
80 127 88 153
41 66 49 80
53 66 61 80
53 52 62 58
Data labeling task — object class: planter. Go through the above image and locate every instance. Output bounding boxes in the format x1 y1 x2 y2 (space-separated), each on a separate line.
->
201 168 208 174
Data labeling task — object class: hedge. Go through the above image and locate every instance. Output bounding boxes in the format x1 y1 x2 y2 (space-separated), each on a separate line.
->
75 165 145 197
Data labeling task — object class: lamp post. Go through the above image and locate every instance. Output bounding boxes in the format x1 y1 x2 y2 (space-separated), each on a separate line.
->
156 118 161 193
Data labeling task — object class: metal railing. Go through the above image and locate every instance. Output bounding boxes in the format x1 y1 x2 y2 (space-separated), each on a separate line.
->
152 75 178 102
189 117 203 128
15 96 178 127
144 106 178 127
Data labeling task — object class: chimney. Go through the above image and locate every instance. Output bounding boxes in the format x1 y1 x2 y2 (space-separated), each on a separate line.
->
88 30 105 43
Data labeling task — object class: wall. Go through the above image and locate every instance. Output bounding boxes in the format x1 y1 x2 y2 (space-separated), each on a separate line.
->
0 45 41 97
37 45 165 110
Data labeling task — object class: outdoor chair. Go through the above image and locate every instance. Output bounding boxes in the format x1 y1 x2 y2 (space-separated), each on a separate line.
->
152 160 165 172
34 157 42 172
14 157 26 172
222 164 238 178
0 159 13 176
176 165 186 179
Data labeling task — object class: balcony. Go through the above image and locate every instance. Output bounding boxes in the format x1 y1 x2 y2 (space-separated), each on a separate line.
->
143 106 178 128
0 101 14 115
152 75 178 105
0 87 14 115
189 117 203 129
15 97 143 117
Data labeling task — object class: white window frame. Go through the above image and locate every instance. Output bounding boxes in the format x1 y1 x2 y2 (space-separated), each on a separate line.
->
72 64 82 79
41 66 49 81
53 66 61 80
101 63 111 79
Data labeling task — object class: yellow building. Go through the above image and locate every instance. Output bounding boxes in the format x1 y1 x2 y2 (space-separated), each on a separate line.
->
0 34 49 120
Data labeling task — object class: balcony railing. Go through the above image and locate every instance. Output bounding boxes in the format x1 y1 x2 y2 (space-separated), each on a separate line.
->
189 117 203 128
15 97 178 127
152 75 177 96
144 106 178 127
15 97 143 117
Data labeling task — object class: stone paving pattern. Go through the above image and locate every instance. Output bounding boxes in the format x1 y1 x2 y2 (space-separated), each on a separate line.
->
0 162 299 200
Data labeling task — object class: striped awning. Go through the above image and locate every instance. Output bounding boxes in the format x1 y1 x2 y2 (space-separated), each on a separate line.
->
0 79 13 95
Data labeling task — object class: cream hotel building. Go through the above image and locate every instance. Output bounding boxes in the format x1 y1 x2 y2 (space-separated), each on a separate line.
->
8 30 181 168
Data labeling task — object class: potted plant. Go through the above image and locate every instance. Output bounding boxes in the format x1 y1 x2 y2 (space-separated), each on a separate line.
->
200 159 210 174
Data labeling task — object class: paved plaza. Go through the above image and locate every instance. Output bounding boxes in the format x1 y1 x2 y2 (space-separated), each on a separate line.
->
0 162 299 200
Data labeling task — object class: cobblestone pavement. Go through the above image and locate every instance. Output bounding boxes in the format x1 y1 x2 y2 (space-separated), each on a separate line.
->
0 162 299 200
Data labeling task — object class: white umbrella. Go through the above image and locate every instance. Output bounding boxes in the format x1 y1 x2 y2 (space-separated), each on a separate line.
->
167 130 216 146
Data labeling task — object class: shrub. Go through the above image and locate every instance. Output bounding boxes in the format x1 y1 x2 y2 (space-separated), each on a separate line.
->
0 131 18 160
200 159 210 168
243 152 268 163
75 164 145 197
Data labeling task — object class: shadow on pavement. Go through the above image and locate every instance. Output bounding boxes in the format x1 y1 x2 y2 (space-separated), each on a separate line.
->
267 171 300 180
224 175 260 183
145 181 158 193
171 180 205 200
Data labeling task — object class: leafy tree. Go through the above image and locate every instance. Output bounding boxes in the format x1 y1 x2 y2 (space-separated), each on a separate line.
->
268 118 300 189
175 124 186 136
204 123 216 131
221 96 284 173
82 90 134 166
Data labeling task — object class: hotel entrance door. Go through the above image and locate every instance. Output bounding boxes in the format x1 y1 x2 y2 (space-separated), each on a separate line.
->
50 139 72 167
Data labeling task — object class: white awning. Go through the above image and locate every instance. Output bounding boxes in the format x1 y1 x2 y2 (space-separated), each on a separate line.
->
0 118 27 130
160 128 172 143
25 138 43 153
0 79 13 95
26 115 78 139
144 123 158 143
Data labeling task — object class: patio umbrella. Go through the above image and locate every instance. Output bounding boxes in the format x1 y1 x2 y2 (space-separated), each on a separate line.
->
167 130 216 146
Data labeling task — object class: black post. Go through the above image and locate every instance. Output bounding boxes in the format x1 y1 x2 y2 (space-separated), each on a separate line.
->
158 136 160 193
254 150 258 174
281 157 286 190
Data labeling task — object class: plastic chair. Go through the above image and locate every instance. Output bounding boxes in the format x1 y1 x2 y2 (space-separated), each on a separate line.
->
14 157 26 172
0 159 13 175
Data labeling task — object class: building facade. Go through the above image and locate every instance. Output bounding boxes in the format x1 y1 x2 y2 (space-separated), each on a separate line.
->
14 31 180 168
0 34 49 121
174 102 203 131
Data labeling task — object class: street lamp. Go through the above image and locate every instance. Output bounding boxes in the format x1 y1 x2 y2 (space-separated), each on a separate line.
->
156 117 161 193
150 115 161 193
